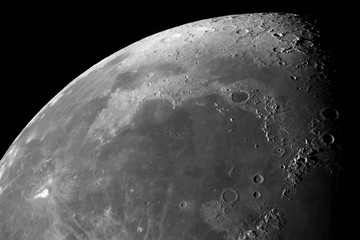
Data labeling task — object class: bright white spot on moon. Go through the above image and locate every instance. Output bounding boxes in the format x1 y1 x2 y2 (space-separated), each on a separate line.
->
1 145 20 168
104 206 112 217
0 167 5 181
26 131 38 143
31 176 54 200
49 92 64 106
0 146 19 181
34 188 49 199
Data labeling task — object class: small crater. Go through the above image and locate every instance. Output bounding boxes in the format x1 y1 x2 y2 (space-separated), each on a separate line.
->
235 28 249 35
253 191 261 198
175 133 183 139
320 107 339 121
272 32 283 38
253 174 264 184
321 132 335 145
231 91 249 103
273 47 283 52
144 201 151 206
179 201 188 209
146 73 154 78
290 76 297 80
223 25 237 31
221 188 238 203
272 146 285 157
296 39 314 47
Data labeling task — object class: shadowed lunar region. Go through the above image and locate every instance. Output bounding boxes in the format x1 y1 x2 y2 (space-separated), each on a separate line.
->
0 13 346 240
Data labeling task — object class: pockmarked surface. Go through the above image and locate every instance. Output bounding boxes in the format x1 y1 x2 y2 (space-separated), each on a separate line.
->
0 13 342 240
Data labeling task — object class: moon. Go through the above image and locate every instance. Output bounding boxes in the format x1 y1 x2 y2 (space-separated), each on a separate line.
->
0 13 345 240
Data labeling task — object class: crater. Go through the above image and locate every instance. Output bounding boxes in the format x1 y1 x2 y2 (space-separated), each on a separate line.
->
253 191 261 198
320 107 339 121
221 188 238 203
231 91 249 103
272 146 285 157
252 174 264 184
179 201 188 209
321 132 335 145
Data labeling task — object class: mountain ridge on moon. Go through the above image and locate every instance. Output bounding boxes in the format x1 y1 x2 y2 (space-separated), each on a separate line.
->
0 13 344 240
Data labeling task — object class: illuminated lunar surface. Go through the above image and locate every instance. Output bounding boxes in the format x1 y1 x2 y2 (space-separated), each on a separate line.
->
0 13 344 240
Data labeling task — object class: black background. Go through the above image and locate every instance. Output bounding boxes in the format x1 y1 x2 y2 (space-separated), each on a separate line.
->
0 2 354 238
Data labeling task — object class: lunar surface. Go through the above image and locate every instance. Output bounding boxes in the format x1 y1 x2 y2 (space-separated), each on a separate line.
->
0 13 344 240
